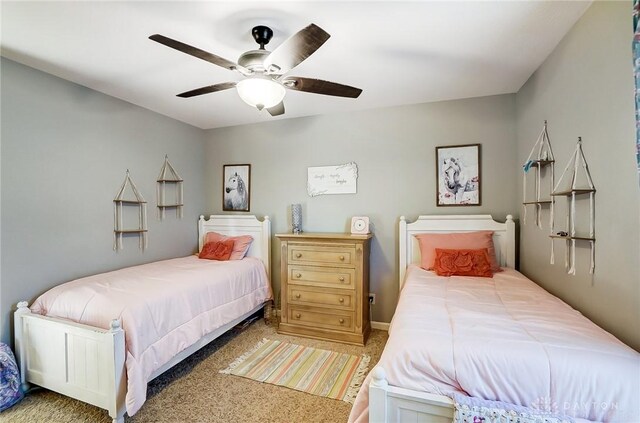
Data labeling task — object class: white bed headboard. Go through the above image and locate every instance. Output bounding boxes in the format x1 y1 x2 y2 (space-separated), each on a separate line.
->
198 215 271 278
399 214 515 290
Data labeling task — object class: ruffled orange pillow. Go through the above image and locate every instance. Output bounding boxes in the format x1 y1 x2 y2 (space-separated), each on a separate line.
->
199 239 235 261
204 232 253 260
433 248 493 277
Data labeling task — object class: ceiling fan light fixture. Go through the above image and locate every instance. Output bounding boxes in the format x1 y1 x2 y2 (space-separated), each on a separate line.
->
236 77 286 109
151 23 362 117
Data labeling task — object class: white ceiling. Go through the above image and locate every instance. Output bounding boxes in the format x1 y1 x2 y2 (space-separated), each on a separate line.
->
1 1 591 130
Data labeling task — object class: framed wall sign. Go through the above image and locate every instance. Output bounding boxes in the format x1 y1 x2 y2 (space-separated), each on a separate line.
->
307 162 358 197
436 144 481 206
223 164 251 212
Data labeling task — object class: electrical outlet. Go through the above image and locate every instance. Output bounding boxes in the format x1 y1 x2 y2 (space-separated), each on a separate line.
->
368 293 376 305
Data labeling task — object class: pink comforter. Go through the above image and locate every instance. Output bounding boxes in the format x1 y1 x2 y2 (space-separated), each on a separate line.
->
349 265 639 422
30 255 272 416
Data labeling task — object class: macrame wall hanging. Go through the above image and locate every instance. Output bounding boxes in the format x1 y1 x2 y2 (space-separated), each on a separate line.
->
550 137 595 275
522 120 555 229
113 170 148 251
156 155 184 220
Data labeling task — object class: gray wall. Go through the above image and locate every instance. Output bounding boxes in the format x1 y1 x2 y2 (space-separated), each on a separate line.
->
0 58 207 343
204 95 517 323
516 2 640 350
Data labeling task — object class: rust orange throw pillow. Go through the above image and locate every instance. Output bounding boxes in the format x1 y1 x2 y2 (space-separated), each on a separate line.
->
199 239 235 261
433 248 493 277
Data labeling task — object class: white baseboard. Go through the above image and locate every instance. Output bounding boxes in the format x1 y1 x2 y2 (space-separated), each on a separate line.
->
371 321 390 331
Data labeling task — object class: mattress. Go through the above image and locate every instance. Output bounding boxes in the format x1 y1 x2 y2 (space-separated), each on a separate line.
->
30 255 272 416
349 265 639 422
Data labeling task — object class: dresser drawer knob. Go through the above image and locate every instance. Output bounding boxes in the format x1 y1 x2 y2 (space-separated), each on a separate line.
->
296 273 302 278
339 276 345 282
339 255 345 261
296 313 301 318
295 253 302 258
295 294 301 299
339 318 344 324
339 298 344 303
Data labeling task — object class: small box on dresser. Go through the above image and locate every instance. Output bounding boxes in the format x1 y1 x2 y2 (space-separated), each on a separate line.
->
275 233 372 346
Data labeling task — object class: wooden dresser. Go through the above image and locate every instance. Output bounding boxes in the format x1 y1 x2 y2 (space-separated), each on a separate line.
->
275 233 372 346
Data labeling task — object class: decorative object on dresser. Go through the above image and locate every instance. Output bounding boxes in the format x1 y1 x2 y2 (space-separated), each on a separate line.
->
113 169 147 251
223 164 251 212
350 216 370 234
550 137 595 274
436 144 481 206
522 120 555 229
307 162 358 197
291 203 303 234
156 155 183 220
275 233 372 345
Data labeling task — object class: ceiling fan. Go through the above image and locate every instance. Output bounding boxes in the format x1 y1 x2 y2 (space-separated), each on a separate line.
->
149 24 362 117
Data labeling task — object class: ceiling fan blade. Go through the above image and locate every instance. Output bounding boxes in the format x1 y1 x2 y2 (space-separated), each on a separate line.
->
267 101 285 116
282 77 362 98
263 24 330 74
149 34 248 74
177 82 237 98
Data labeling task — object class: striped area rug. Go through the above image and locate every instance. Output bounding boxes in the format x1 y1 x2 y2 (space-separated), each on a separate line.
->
220 338 370 404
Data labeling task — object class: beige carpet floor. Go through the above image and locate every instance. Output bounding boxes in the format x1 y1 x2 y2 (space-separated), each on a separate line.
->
3 320 388 423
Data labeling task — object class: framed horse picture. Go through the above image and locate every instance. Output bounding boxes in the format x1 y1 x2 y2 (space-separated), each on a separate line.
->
436 144 481 206
222 164 251 212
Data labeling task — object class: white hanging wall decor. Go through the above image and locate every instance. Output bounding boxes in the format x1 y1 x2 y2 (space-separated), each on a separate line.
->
550 137 596 275
156 155 184 220
307 162 358 197
522 120 555 229
113 170 148 251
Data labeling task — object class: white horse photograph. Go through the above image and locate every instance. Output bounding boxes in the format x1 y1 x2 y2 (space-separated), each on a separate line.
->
436 144 481 206
223 164 251 211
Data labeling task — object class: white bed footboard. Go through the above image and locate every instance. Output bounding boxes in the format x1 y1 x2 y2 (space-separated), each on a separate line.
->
369 367 454 423
14 301 126 423
14 301 266 422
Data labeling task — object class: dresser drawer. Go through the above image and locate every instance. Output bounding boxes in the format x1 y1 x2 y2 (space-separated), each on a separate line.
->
288 286 355 311
288 245 356 267
288 307 354 332
288 266 355 289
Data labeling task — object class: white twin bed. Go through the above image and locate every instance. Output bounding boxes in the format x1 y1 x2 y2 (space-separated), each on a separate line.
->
13 215 271 423
350 215 639 423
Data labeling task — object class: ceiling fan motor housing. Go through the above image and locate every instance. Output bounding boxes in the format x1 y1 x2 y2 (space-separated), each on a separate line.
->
237 26 276 73
237 49 270 72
